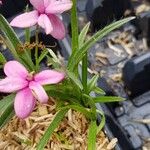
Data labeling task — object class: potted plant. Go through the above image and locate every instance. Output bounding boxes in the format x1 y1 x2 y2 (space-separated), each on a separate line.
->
0 0 134 149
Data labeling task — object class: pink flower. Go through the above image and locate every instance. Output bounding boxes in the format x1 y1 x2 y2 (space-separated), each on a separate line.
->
0 0 2 5
0 61 65 119
10 0 72 39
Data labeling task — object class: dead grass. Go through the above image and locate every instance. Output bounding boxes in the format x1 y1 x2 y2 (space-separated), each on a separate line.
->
0 98 117 150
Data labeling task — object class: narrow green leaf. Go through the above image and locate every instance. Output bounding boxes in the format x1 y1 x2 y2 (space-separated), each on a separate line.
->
0 35 19 60
93 86 106 95
88 120 97 150
0 52 7 64
67 71 83 90
71 0 79 53
46 88 75 101
87 75 99 93
82 53 88 93
60 105 93 119
25 5 30 43
0 94 15 128
93 96 125 103
45 85 81 105
21 49 35 71
96 109 105 133
79 22 90 48
38 49 49 63
47 48 60 63
25 28 30 43
37 109 68 150
0 14 21 59
71 0 79 76
83 94 96 120
80 23 91 93
0 17 31 68
68 17 135 71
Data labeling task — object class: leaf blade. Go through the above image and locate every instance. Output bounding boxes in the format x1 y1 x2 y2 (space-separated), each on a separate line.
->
88 120 97 150
68 17 135 71
0 94 15 128
37 109 68 150
87 75 99 93
79 22 90 48
93 96 125 103
0 14 21 60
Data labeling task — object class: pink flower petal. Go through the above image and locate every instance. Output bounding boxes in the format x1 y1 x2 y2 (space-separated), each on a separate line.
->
44 0 50 7
29 81 48 103
46 0 72 14
34 70 65 85
30 0 45 13
10 10 38 28
38 14 53 34
0 77 28 93
48 14 66 39
4 61 28 79
14 88 36 119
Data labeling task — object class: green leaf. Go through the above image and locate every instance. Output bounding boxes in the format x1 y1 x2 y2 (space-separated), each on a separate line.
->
79 22 90 48
25 5 30 43
93 96 125 103
67 71 83 90
25 28 30 43
96 109 105 133
71 0 79 53
83 94 96 120
47 48 60 64
68 17 135 71
71 0 79 76
88 120 97 150
45 84 81 105
59 105 93 119
20 49 35 71
0 52 7 64
0 14 21 60
87 75 99 93
93 86 106 95
0 94 15 128
38 49 49 63
37 109 68 150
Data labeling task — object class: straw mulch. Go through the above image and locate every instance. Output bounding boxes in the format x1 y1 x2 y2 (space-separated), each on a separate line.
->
0 98 117 150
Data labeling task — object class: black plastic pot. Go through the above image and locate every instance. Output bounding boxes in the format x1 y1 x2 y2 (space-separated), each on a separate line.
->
78 0 150 149
0 0 29 18
1 1 149 149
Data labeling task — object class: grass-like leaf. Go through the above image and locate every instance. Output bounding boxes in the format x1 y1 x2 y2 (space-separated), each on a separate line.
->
38 49 49 63
36 109 68 150
67 71 83 90
0 14 21 60
93 96 125 103
79 22 90 48
71 0 79 53
59 104 93 119
0 94 15 128
68 17 135 71
96 109 105 133
47 48 61 64
0 52 7 64
88 120 97 150
93 86 106 95
87 75 99 93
